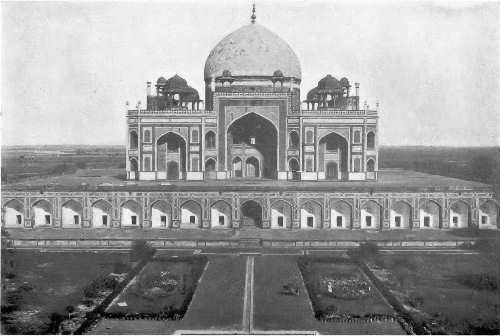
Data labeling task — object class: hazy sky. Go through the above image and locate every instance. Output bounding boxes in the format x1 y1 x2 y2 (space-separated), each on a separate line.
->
2 0 499 146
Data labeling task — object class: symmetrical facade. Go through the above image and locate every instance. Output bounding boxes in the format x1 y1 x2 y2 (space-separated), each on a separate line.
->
2 9 498 232
127 21 378 182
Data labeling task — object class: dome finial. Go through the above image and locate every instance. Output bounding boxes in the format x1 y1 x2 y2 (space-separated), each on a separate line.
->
251 3 256 24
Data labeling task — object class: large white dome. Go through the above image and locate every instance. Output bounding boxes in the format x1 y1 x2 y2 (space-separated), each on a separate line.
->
204 23 302 81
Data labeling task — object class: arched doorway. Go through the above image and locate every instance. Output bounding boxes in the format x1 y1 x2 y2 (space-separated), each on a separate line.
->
157 132 186 180
205 158 216 179
91 200 112 228
390 201 412 229
32 200 52 227
62 200 83 227
232 157 242 177
180 200 202 228
319 133 348 180
419 200 441 229
130 158 138 180
361 200 382 229
241 200 262 229
121 200 142 227
151 200 171 228
129 131 138 149
3 199 24 227
326 162 338 179
289 158 300 180
479 200 497 228
271 200 292 229
450 201 470 228
246 157 260 178
167 162 179 180
227 113 277 179
289 131 299 149
211 201 232 228
331 200 352 229
300 201 322 229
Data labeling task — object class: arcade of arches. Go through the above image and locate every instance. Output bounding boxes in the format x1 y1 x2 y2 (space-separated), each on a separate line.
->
4 195 496 230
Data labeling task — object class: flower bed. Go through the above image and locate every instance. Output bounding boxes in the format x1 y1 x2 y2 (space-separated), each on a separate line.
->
105 256 207 319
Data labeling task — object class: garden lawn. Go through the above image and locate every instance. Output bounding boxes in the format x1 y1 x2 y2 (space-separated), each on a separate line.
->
299 258 394 317
106 257 206 315
1 250 130 334
371 253 500 334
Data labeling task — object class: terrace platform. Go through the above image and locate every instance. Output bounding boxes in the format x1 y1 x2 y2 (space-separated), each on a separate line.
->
3 168 493 193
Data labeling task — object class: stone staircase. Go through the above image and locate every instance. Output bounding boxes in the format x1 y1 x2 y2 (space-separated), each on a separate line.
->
238 237 262 248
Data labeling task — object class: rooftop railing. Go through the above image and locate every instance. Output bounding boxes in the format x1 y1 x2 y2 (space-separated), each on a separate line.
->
127 109 214 116
300 109 378 116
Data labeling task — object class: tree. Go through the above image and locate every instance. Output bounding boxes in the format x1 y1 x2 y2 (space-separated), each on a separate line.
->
65 305 75 319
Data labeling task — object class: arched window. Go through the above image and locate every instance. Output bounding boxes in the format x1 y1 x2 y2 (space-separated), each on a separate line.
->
144 130 151 143
205 131 216 148
306 130 314 144
144 156 151 171
367 132 375 149
289 131 299 149
191 129 199 143
130 131 138 149
353 130 361 144
353 158 361 172
367 159 375 172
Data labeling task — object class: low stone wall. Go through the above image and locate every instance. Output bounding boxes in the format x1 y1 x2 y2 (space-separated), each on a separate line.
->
6 238 478 250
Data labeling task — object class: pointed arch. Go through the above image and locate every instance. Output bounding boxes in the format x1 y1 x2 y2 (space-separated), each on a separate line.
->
120 200 142 227
390 200 412 229
361 200 382 229
62 199 83 227
205 131 216 149
211 200 232 228
300 200 323 229
241 200 263 229
479 200 498 228
32 199 52 227
3 199 24 227
271 200 293 229
151 200 171 228
180 200 202 228
419 199 442 229
330 200 352 229
91 199 112 228
449 200 471 228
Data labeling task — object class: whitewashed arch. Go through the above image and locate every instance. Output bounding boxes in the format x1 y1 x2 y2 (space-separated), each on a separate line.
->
361 200 382 229
120 200 142 227
330 200 352 229
390 200 412 229
150 200 171 228
61 199 83 227
449 200 470 228
3 199 24 227
300 200 322 229
271 200 293 229
479 200 497 229
32 199 52 227
210 200 232 228
180 200 202 228
419 200 441 229
91 199 112 228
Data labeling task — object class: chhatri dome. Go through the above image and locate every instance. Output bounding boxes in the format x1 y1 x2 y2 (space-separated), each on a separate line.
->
204 7 301 81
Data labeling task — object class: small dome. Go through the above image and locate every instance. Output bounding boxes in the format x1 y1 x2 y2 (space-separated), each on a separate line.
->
157 77 167 84
165 74 188 90
273 70 284 77
204 23 301 80
318 75 340 89
222 69 232 77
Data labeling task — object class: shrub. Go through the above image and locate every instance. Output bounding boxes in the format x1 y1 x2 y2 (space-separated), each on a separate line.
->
83 275 119 298
130 240 156 262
